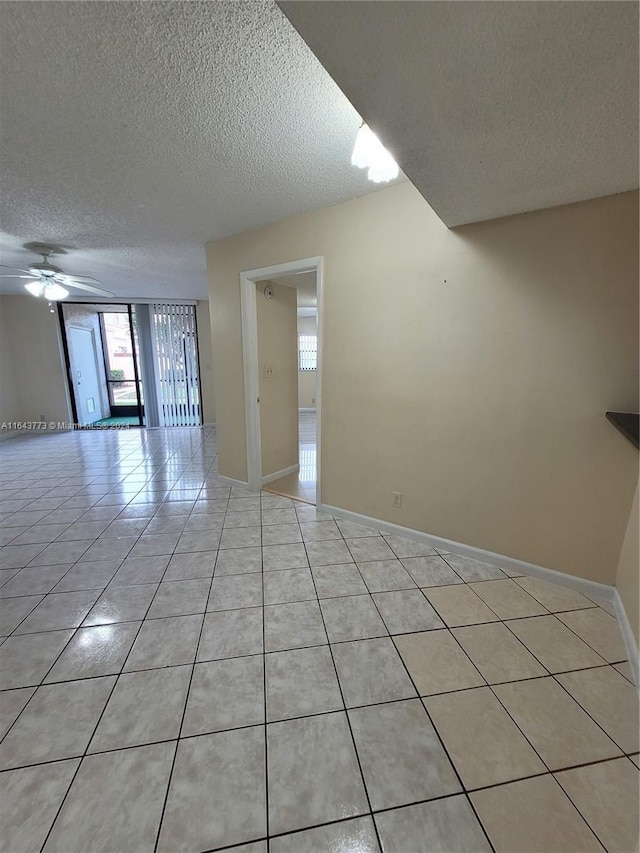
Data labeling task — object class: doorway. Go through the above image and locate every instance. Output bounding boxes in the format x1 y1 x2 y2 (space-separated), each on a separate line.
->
67 326 103 426
61 303 143 427
240 257 323 504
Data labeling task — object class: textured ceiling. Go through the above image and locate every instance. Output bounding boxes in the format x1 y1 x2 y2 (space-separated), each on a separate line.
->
279 1 639 226
273 271 317 314
0 1 401 300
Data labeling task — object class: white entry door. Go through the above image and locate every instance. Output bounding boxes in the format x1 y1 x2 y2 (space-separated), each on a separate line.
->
68 326 102 425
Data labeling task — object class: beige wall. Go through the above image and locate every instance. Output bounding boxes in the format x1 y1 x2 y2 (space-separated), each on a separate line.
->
196 300 216 424
298 314 317 408
0 297 20 424
616 477 639 649
0 295 71 427
206 184 638 584
257 281 298 478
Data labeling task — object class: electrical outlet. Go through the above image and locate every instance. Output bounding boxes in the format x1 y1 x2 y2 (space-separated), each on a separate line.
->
391 491 403 509
264 366 273 379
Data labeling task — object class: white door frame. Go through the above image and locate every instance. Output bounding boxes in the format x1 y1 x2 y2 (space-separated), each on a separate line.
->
240 256 323 501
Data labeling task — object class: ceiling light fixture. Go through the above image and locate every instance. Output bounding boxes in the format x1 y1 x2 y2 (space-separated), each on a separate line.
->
351 123 399 183
24 281 69 301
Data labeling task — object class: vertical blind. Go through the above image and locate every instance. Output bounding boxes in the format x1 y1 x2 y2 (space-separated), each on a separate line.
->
152 303 201 427
298 334 317 370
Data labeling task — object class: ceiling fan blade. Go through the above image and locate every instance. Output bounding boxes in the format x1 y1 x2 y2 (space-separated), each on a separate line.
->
66 281 115 298
0 264 32 275
0 274 37 279
55 273 103 285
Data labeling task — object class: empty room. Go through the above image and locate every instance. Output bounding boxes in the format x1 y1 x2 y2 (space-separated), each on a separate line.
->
0 2 638 852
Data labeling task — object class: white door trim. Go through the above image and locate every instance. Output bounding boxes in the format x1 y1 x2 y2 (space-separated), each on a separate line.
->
240 256 323 501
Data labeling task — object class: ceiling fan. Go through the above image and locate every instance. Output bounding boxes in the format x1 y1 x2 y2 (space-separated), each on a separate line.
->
0 245 114 300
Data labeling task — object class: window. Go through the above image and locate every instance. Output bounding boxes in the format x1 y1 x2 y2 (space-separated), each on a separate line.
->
299 334 317 370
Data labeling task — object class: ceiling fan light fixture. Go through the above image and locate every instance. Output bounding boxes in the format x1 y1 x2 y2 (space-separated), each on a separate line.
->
43 283 69 301
351 123 399 183
24 281 45 297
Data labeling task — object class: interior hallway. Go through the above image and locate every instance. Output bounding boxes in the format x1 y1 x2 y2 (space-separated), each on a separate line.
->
0 426 638 852
264 409 317 504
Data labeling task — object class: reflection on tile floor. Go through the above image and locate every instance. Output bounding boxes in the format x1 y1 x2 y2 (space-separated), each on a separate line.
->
0 426 638 853
264 411 316 504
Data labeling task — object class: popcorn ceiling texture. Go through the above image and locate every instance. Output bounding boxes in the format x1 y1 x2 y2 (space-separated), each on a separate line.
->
280 0 639 227
0 1 394 299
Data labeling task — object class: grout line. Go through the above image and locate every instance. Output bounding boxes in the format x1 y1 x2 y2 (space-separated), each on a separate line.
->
297 512 386 853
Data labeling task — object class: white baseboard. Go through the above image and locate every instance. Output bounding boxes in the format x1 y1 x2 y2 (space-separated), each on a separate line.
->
613 590 640 689
262 463 299 485
217 475 251 489
318 502 617 610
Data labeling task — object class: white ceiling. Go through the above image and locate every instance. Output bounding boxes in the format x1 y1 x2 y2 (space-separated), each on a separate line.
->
279 1 639 227
272 270 317 315
0 1 402 300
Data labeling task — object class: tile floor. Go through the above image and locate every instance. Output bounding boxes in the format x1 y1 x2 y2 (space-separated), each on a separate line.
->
264 410 316 504
0 426 638 853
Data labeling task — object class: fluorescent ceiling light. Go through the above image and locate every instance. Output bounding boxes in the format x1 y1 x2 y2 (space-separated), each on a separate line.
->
351 123 399 183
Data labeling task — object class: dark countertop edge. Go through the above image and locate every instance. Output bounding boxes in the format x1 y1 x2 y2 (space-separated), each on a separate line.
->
606 412 639 450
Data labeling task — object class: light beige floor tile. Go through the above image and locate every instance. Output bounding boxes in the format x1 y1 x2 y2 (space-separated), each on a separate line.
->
88 665 192 752
44 743 174 853
182 655 264 735
423 585 500 627
630 754 639 768
0 686 36 739
494 677 622 769
375 795 491 853
556 758 639 853
1 759 80 853
349 699 460 810
271 817 379 853
264 600 327 651
0 676 116 769
395 629 485 695
0 594 44 634
320 594 388 643
123 614 203 671
471 774 602 852
207 573 263 611
332 637 416 707
157 728 266 852
44 622 140 682
197 608 263 661
262 567 316 605
556 666 639 753
469 579 548 619
372 589 444 634
506 615 607 672
311 563 369 598
557 608 627 663
267 712 368 835
0 629 74 689
613 659 634 682
514 576 596 612
453 622 547 683
424 686 546 788
400 555 463 588
357 559 415 592
441 554 506 581
266 645 342 721
82 583 158 625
